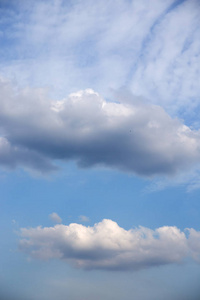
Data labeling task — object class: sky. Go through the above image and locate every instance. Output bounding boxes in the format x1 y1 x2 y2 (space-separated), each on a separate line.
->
0 0 200 299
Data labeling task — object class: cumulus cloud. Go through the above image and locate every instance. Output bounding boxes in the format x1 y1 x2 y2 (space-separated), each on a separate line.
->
0 136 56 173
0 77 200 176
187 228 200 262
19 219 200 271
49 212 62 224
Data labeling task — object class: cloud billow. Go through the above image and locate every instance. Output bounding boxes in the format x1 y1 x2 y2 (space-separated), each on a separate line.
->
0 77 200 176
19 219 200 271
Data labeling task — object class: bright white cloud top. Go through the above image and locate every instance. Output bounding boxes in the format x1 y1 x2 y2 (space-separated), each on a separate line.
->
0 77 200 176
19 219 200 271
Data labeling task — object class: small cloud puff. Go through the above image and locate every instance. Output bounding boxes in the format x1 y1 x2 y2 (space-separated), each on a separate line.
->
78 215 90 222
19 219 200 271
49 212 62 224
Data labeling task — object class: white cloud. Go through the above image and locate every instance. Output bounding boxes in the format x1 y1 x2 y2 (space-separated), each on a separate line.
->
49 212 62 224
145 168 200 193
1 0 200 122
19 219 200 271
0 78 200 177
187 228 200 262
129 0 200 117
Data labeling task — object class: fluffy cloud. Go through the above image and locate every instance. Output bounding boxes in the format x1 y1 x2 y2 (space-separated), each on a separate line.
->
19 219 200 271
0 77 200 176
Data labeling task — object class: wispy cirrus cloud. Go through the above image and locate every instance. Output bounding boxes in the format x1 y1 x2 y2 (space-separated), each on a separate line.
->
19 218 200 271
129 0 200 117
0 0 200 122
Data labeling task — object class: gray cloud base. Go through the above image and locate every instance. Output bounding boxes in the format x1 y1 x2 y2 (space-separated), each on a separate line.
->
0 78 200 176
19 219 200 271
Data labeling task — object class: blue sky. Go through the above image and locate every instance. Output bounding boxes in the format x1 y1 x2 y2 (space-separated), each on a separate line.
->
1 0 200 299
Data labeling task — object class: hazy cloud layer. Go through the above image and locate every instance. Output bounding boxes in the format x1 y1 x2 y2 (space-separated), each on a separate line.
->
19 219 200 271
0 77 200 176
0 0 200 122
